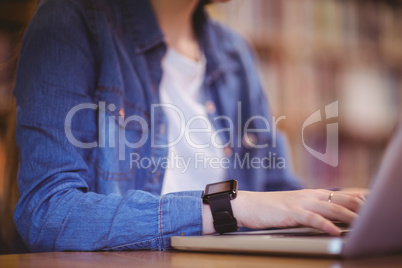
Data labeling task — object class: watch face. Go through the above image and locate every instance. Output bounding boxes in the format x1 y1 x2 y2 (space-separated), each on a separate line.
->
204 180 237 195
206 182 232 194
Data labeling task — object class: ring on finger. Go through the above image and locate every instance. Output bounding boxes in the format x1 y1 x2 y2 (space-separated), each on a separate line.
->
328 192 335 203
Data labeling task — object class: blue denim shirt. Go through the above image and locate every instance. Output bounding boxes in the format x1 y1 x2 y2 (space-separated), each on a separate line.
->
13 0 302 252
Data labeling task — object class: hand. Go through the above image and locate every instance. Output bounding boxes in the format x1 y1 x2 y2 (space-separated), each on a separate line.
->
202 189 365 235
338 187 368 199
233 189 365 235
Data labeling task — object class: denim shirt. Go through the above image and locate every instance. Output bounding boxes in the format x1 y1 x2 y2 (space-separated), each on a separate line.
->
13 0 302 252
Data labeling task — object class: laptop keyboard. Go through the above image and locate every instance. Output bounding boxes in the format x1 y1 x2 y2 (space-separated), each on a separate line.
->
224 222 351 237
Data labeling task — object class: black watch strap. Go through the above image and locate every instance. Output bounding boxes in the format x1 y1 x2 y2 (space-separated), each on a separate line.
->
208 193 238 234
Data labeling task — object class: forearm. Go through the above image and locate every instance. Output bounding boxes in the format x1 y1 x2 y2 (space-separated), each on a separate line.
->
15 187 203 252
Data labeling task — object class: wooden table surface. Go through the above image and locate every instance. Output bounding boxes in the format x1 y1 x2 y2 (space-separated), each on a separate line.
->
1 251 402 268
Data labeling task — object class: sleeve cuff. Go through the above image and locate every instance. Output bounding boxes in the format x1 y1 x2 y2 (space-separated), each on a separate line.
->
159 190 203 248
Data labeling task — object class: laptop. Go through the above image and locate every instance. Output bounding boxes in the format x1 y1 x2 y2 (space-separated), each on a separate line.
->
171 123 402 258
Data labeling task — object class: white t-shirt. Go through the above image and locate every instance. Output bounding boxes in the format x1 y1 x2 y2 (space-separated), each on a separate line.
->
159 48 226 195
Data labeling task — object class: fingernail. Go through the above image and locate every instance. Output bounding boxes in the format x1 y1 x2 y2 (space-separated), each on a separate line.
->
334 227 342 236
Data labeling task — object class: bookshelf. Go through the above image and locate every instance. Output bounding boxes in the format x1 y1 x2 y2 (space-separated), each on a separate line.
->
0 0 37 116
0 1 36 253
208 0 402 188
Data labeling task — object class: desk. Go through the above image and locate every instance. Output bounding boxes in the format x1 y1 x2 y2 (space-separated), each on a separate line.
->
1 251 402 268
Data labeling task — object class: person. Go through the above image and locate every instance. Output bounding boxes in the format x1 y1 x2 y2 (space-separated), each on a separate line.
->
13 0 364 252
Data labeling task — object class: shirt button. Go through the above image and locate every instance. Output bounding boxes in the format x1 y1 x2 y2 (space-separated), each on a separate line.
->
205 100 216 114
242 133 257 148
160 123 165 135
224 146 233 157
153 170 160 184
119 107 125 118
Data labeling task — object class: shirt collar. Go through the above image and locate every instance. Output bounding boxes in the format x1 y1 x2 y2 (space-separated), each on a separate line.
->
120 0 231 82
120 0 164 54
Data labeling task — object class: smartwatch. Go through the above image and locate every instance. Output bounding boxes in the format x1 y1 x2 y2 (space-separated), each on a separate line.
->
202 179 239 234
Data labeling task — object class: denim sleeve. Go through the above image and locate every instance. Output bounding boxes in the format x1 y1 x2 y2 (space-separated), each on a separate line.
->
13 0 202 252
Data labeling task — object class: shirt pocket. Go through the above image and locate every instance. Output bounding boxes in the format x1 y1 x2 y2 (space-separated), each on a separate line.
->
91 87 150 184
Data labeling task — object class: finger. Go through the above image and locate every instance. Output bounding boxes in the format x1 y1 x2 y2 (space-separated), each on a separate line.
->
329 193 365 212
318 190 365 202
308 201 358 225
337 191 367 202
340 188 369 198
295 210 341 236
318 191 365 212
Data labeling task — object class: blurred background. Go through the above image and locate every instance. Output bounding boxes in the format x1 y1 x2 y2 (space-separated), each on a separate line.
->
0 0 37 254
0 0 401 254
209 0 402 189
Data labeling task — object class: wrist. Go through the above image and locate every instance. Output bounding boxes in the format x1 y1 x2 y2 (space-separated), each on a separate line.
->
231 190 248 228
202 193 244 234
202 203 214 234
202 180 239 234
